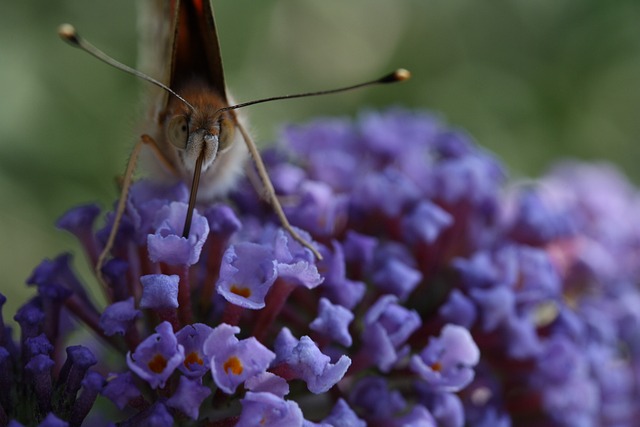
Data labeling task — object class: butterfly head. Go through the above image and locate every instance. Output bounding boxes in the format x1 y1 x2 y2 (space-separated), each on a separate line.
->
164 83 236 174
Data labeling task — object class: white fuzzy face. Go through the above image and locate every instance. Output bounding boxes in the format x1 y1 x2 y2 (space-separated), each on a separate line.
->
157 81 247 202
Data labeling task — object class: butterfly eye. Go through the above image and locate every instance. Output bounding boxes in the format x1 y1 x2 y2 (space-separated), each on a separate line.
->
218 117 235 153
167 115 189 150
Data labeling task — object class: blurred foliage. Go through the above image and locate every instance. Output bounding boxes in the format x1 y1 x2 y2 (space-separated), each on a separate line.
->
2 0 640 315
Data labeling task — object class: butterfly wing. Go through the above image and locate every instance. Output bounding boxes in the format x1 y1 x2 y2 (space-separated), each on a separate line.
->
171 0 228 103
136 0 234 173
137 0 227 110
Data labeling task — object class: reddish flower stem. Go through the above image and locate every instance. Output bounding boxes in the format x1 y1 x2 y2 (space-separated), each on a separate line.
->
253 279 295 343
156 308 180 331
221 302 244 326
162 264 193 326
200 239 226 314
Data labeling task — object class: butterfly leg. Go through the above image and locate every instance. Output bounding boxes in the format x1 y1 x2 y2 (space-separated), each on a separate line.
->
244 161 270 200
95 137 144 287
235 122 323 260
95 134 176 287
140 134 179 175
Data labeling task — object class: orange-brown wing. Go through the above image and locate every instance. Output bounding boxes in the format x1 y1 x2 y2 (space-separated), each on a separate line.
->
137 0 228 114
171 0 228 104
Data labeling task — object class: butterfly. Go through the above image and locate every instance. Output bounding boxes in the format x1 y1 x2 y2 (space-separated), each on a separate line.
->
136 0 246 207
59 0 409 281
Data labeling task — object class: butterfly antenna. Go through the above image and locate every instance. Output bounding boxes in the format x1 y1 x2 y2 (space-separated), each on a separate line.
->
218 69 411 114
58 23 195 111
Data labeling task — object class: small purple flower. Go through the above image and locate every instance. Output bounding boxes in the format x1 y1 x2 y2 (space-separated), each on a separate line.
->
203 323 275 394
349 376 407 420
147 202 209 266
410 324 480 392
321 398 366 427
70 371 104 427
402 200 453 245
507 188 575 245
284 117 356 156
269 162 306 195
590 344 635 425
25 354 54 415
27 253 90 306
283 118 359 191
126 321 185 389
273 229 323 289
534 334 585 385
318 242 365 310
273 327 351 393
360 295 421 372
57 346 97 409
285 180 348 237
237 391 303 427
277 259 324 290
342 230 377 269
216 242 277 309
371 256 422 302
358 108 439 157
503 314 542 359
56 204 101 262
309 297 354 347
139 274 179 309
391 405 436 427
14 300 45 342
417 391 464 427
101 372 141 410
512 246 561 304
134 402 174 427
438 289 477 329
100 259 130 301
469 286 515 333
204 203 242 236
469 408 511 427
430 152 504 207
454 249 516 291
165 376 211 420
544 382 600 427
351 166 421 217
99 297 141 336
56 203 100 236
25 334 53 359
433 128 475 157
175 323 213 378
36 413 68 427
126 180 189 244
245 372 290 398
542 162 638 258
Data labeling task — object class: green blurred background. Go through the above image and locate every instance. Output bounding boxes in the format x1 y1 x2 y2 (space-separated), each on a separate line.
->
2 0 640 317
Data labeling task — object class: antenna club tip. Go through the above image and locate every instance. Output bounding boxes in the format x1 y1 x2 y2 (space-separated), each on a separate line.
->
58 23 80 45
394 68 411 81
379 68 411 84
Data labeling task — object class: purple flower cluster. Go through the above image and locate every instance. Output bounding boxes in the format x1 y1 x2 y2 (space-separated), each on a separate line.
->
2 109 640 426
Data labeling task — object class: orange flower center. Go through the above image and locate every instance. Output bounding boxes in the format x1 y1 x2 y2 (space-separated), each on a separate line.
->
230 285 252 298
223 355 244 375
148 354 168 373
184 351 204 369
